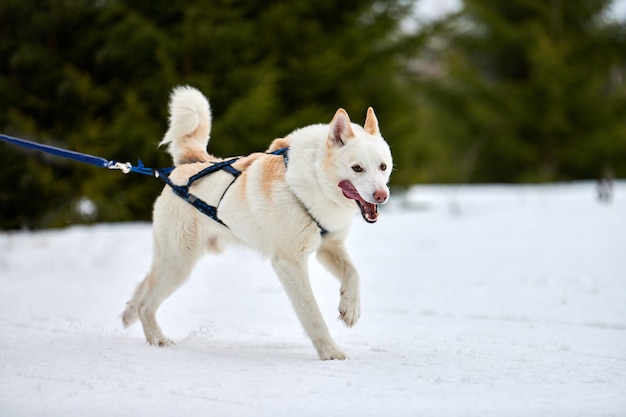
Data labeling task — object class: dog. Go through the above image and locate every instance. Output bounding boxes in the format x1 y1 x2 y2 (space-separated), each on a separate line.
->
121 86 393 360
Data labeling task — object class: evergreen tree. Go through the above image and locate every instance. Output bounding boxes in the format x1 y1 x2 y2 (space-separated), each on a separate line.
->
416 0 626 182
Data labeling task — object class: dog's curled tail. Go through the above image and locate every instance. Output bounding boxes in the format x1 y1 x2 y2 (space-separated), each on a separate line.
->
160 86 212 166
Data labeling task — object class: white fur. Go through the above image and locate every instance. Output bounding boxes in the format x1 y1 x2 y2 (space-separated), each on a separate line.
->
122 86 393 360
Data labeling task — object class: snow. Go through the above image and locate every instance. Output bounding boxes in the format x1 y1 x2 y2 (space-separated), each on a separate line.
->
1 182 625 416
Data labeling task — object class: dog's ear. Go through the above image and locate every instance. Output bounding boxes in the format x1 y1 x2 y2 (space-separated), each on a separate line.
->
364 107 380 136
328 108 354 147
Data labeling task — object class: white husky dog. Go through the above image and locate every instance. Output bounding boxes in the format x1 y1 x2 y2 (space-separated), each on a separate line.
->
122 86 393 360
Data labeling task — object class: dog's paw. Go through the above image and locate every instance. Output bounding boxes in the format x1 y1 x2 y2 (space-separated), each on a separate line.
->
338 289 361 328
315 339 347 360
147 336 175 347
121 305 138 328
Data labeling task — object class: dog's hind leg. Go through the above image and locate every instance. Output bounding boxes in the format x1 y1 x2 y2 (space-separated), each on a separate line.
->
123 218 204 346
121 276 148 328
134 249 200 347
316 239 361 328
272 254 347 360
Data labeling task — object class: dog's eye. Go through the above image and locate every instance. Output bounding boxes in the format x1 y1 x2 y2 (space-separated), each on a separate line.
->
352 165 364 173
380 163 387 171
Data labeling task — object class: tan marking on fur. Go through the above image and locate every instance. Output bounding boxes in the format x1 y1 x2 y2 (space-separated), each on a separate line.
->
364 107 380 136
195 123 210 144
260 155 286 198
146 272 155 290
266 137 290 152
232 153 264 172
168 162 211 184
322 144 336 171
238 169 249 198
177 148 215 165
206 236 224 253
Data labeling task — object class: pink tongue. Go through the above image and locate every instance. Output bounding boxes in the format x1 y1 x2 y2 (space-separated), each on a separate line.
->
338 180 362 200
338 180 379 223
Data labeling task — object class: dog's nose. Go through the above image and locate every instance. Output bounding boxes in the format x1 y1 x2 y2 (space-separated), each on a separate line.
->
373 189 388 203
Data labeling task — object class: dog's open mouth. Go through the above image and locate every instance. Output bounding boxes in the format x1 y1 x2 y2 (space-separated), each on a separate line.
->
338 180 378 223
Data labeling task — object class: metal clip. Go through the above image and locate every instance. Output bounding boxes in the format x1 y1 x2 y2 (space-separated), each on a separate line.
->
108 161 132 174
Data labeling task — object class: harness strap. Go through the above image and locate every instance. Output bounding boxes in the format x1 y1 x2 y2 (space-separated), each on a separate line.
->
155 170 228 227
187 158 241 184
154 157 242 228
276 148 328 236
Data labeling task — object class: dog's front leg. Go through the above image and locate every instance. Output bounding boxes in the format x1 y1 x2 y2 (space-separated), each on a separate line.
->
316 239 361 328
272 255 347 360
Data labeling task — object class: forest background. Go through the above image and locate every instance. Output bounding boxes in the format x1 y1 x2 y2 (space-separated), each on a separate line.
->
1 0 625 229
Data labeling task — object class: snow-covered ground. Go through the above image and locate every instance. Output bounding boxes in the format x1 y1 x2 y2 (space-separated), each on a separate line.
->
1 182 624 416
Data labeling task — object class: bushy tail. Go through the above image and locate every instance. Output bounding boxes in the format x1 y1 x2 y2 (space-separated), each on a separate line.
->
160 86 212 166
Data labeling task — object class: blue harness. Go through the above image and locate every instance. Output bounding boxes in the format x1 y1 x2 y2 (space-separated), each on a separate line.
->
156 147 328 235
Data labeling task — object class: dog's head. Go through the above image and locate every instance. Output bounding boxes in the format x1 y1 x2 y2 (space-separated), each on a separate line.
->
325 107 393 223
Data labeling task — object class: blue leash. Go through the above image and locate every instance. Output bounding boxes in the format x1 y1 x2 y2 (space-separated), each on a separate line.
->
0 133 172 176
